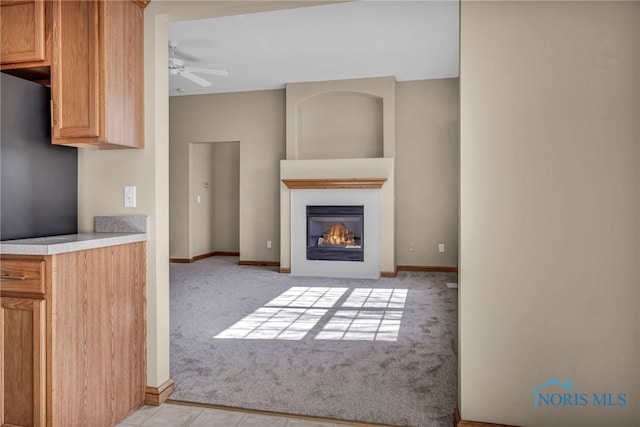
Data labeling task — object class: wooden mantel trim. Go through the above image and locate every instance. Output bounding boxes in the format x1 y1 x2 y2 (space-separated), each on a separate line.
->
282 178 387 190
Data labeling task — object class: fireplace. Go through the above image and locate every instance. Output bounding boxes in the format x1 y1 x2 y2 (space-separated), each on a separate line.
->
306 205 364 262
287 187 381 279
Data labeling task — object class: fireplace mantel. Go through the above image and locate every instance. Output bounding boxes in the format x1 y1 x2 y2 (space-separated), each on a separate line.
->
282 178 387 190
280 157 395 276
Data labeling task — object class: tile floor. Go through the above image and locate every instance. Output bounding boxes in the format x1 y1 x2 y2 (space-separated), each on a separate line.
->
118 403 365 427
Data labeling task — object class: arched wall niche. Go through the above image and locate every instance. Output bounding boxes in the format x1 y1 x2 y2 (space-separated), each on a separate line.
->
286 76 396 160
296 91 383 160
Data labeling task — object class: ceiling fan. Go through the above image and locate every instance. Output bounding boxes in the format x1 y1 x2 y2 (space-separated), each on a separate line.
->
169 41 228 88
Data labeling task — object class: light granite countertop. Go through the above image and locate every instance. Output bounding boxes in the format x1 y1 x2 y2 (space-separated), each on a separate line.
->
0 232 147 256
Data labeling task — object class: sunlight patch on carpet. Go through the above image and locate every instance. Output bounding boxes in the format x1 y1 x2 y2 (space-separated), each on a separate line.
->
215 286 407 341
315 310 402 341
342 288 407 308
214 307 327 340
265 286 348 308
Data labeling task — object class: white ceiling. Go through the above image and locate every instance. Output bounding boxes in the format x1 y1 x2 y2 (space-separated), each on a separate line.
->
168 1 459 96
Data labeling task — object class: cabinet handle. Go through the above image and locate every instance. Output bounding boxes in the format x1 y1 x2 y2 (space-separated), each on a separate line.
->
0 273 26 280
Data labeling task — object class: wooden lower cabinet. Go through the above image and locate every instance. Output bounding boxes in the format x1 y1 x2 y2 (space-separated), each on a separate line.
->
0 243 146 426
1 297 46 427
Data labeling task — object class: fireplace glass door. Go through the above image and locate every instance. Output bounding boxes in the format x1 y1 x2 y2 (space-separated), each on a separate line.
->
306 205 364 261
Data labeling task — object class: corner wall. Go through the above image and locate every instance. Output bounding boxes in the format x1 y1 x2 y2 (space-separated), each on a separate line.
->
77 9 171 388
396 79 459 266
169 90 286 261
459 2 640 425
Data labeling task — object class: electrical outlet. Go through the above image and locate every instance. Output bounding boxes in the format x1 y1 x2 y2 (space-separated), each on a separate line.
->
124 186 136 208
267 240 272 249
438 243 445 253
408 243 414 252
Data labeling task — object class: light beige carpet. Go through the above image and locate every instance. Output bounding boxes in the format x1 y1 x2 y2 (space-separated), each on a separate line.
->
170 256 458 427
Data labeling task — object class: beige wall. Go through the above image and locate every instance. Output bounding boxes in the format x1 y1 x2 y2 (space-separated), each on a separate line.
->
212 141 240 252
169 124 188 259
189 142 216 257
460 2 640 426
169 90 285 261
396 79 459 266
297 92 383 159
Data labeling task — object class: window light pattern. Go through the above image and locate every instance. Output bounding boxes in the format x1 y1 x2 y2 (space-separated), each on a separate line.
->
342 288 408 309
214 307 327 340
315 310 402 341
214 286 408 341
265 286 348 308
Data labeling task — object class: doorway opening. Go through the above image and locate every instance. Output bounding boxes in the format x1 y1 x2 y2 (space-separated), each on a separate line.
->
171 140 240 262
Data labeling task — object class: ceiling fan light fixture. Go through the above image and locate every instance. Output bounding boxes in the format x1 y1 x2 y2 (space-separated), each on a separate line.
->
168 42 228 88
169 57 185 68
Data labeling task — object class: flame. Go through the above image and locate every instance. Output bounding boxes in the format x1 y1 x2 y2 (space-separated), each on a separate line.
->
321 223 355 246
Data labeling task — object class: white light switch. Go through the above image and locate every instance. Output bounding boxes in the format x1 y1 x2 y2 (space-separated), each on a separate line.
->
124 186 136 208
438 243 445 253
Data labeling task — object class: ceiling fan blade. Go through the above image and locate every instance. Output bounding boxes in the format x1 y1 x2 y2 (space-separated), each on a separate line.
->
179 71 212 87
188 66 229 77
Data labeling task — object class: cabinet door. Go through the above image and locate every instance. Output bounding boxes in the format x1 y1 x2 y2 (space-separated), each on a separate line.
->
0 0 46 65
1 298 46 427
51 0 103 142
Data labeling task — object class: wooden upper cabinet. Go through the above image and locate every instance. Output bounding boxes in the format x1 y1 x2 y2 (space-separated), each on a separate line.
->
1 0 145 148
0 0 46 64
0 0 50 67
51 0 144 149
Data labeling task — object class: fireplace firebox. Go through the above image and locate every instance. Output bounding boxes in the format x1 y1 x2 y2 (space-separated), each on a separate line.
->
306 205 364 262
